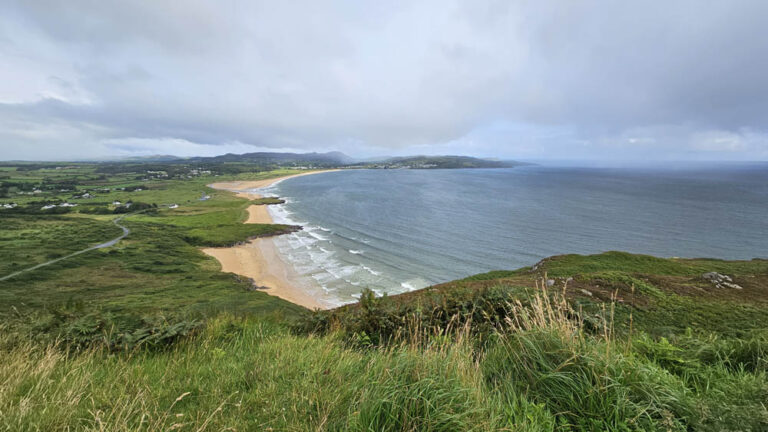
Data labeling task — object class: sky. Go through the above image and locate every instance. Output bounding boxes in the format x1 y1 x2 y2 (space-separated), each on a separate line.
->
0 1 767 161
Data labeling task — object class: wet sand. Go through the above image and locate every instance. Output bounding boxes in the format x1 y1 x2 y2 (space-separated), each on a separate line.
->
201 170 340 309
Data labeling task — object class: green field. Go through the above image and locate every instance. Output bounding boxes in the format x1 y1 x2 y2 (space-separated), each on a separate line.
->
0 164 303 318
1 163 767 431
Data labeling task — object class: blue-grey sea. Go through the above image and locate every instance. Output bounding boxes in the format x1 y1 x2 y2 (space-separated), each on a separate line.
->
261 163 768 306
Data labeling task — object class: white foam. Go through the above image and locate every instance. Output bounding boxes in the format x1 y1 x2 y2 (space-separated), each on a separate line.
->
308 231 328 241
266 185 410 306
399 278 429 292
362 265 381 276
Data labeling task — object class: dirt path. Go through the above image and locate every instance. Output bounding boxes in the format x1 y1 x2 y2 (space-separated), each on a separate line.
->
0 215 132 282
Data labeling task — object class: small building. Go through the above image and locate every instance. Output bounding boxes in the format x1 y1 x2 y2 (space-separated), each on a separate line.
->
41 204 56 210
60 203 78 207
169 204 179 209
112 201 122 206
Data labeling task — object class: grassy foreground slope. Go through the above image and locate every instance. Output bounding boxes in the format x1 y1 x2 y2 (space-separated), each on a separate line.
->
3 251 766 431
1 164 767 431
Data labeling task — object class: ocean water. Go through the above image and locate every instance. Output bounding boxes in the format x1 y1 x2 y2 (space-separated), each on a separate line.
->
259 164 768 306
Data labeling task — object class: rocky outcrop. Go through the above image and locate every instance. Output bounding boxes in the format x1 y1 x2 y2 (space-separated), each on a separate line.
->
702 272 742 289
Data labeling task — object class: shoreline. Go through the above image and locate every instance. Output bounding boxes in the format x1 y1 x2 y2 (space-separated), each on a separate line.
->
201 170 340 310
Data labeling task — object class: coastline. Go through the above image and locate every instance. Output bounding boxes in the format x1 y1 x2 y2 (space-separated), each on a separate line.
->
201 170 340 310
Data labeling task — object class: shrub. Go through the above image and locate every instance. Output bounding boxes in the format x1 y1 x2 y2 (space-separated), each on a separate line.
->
13 305 202 352
296 286 527 347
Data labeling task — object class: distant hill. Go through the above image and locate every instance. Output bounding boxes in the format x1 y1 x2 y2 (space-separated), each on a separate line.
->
2 151 531 172
180 152 528 170
360 155 529 169
117 155 185 162
189 151 355 166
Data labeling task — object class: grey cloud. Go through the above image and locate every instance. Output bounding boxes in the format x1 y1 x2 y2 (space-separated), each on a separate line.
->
0 0 767 160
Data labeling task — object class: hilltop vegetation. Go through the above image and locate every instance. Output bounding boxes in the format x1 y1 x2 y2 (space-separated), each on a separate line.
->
1 163 766 431
311 251 768 340
359 155 525 169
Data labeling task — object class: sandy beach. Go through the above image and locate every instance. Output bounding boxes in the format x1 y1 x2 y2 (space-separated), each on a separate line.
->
201 170 340 309
209 169 340 200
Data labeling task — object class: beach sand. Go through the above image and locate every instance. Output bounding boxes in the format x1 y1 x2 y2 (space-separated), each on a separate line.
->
209 169 340 200
201 170 339 309
245 205 272 224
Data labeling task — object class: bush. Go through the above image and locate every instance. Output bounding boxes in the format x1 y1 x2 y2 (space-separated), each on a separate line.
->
296 286 526 347
15 305 202 352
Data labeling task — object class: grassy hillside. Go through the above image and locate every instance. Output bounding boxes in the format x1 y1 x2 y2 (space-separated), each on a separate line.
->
1 164 767 431
0 166 305 322
323 251 768 339
3 250 766 431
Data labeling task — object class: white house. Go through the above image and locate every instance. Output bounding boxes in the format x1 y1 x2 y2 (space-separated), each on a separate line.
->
41 204 56 210
112 201 122 206
60 203 78 207
168 204 179 209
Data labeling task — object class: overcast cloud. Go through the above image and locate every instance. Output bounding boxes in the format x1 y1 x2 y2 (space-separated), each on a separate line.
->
0 0 767 161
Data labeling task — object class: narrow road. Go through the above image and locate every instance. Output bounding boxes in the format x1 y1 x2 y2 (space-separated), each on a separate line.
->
0 214 132 282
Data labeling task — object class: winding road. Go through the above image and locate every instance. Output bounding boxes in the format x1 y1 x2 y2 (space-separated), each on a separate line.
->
0 214 132 282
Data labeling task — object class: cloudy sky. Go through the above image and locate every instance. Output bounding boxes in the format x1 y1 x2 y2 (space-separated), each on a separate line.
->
1 1 767 161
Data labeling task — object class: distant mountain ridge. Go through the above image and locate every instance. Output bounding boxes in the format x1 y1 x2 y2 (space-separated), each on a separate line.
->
189 151 355 165
186 152 527 169
367 155 527 169
8 151 529 170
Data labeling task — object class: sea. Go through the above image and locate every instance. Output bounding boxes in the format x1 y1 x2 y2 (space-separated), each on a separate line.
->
256 163 768 306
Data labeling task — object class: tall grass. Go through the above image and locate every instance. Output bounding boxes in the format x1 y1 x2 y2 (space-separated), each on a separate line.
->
2 280 766 431
0 318 509 431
